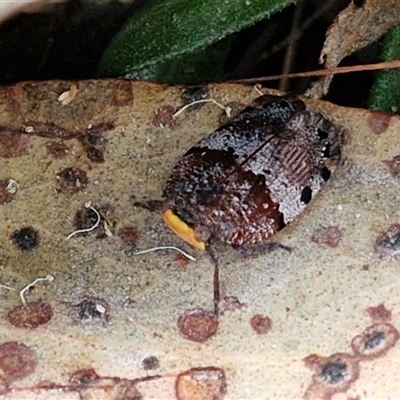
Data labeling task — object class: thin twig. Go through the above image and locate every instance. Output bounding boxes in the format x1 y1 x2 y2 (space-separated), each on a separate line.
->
232 60 400 84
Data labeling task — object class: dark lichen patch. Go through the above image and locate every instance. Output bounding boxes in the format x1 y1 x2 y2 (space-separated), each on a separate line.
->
0 342 36 389
73 206 101 237
71 298 110 324
0 133 28 158
374 223 400 260
11 227 39 251
364 331 385 349
0 180 16 205
78 300 106 320
79 124 113 164
351 323 399 360
250 314 272 335
142 356 160 371
384 155 400 179
303 353 359 400
177 309 218 343
320 361 348 384
152 105 177 129
80 133 108 163
3 121 112 163
180 86 209 108
176 367 227 400
8 302 53 329
57 167 88 194
46 141 69 159
311 226 342 248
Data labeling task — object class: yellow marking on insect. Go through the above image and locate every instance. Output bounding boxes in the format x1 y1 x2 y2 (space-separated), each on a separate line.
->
163 209 206 250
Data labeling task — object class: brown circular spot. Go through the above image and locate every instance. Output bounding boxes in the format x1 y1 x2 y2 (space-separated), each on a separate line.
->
0 134 28 158
311 226 342 248
118 226 139 246
8 302 53 329
250 314 272 334
0 342 36 385
374 223 400 260
384 155 400 179
84 146 105 163
174 252 189 267
351 323 399 360
303 353 359 399
177 309 218 343
46 141 69 159
176 367 227 400
57 167 88 194
368 111 392 134
152 105 177 128
366 304 392 323
0 180 16 205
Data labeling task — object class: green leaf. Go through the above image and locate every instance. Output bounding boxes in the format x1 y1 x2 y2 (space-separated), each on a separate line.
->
98 0 295 82
124 35 235 84
368 25 400 113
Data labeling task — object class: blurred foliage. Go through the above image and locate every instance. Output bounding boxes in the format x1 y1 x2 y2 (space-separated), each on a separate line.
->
98 0 295 84
368 25 400 113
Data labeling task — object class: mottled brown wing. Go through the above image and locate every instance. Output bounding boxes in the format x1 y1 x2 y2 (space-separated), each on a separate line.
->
164 95 343 247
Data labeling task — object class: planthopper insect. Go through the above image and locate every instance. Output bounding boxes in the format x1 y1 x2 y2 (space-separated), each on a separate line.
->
163 94 343 254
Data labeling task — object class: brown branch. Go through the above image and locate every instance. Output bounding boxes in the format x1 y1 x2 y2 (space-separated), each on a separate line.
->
231 60 400 84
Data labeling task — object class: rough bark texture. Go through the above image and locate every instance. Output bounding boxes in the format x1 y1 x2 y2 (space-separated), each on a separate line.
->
0 80 400 399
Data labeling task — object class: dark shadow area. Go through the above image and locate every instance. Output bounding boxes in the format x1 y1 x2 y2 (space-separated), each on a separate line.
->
0 0 381 108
